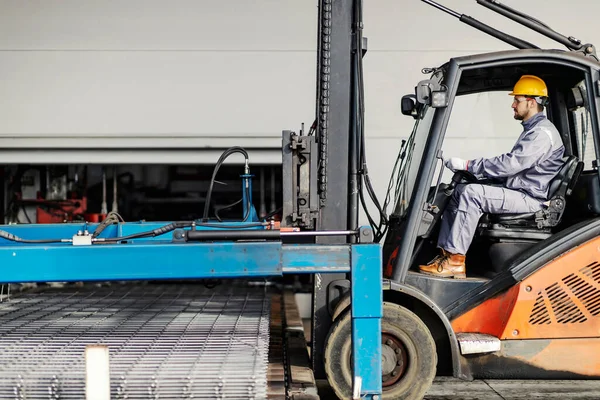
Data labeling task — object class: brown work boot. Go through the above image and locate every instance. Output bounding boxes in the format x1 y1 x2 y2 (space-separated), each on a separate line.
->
419 250 466 279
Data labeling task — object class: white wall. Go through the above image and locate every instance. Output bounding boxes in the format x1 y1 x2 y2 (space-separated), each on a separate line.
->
0 0 598 220
0 0 318 163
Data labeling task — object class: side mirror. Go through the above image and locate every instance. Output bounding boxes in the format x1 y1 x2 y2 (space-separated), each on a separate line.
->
415 79 448 108
401 95 418 118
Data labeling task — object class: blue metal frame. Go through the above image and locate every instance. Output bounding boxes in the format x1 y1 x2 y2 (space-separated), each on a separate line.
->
352 245 383 398
0 222 382 397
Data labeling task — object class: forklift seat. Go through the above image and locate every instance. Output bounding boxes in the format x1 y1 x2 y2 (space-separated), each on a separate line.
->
479 155 583 241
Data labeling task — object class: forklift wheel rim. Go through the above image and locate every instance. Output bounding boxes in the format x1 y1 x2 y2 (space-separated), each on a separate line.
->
381 331 409 386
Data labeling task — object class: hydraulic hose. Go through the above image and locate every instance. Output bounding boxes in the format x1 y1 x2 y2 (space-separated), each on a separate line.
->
202 147 250 222
0 230 67 244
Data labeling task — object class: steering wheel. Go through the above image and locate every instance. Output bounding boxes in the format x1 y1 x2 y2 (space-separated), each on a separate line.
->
452 170 478 184
444 170 478 195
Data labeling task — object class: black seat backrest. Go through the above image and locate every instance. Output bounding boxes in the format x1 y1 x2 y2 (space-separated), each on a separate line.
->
548 155 583 199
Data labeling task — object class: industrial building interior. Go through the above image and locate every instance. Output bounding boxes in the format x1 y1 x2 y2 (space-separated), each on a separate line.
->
2 164 283 224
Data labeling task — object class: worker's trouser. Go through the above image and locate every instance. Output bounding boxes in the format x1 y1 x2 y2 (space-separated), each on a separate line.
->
438 183 544 255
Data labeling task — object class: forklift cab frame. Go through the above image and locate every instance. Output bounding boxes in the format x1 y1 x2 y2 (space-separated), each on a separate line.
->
386 48 600 312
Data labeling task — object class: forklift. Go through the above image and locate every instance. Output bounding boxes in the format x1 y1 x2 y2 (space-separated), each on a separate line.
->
0 0 598 399
307 0 600 399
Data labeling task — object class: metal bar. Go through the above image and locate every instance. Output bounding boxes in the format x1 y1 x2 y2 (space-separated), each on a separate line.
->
421 0 460 18
283 230 357 237
421 0 539 50
112 167 118 213
0 240 372 283
185 229 358 242
351 244 382 397
101 168 107 215
186 229 280 241
283 266 349 273
0 242 284 283
477 0 582 50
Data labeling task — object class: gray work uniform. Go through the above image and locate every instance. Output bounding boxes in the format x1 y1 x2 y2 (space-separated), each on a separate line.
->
438 112 565 255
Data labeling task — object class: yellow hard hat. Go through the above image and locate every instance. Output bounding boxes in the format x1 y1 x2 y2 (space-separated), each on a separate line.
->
509 75 548 97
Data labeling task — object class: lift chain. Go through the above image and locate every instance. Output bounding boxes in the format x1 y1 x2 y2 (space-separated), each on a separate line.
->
317 0 333 207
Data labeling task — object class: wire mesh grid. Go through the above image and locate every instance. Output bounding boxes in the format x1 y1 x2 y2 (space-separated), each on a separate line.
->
0 284 271 399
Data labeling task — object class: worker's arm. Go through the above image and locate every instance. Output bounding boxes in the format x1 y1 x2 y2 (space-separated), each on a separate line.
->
468 130 552 178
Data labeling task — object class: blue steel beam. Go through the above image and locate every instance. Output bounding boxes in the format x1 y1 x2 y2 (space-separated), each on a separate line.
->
0 242 283 283
0 241 364 283
352 244 383 398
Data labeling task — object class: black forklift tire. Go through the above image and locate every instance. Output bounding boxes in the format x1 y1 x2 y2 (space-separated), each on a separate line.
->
331 293 351 322
324 302 437 400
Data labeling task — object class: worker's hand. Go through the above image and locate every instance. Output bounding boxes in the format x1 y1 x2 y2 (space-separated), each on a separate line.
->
445 157 468 172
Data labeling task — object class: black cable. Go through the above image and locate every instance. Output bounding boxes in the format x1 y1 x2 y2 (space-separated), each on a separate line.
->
100 221 193 242
352 0 388 242
20 205 32 224
202 147 249 222
262 207 283 221
0 229 64 244
215 198 243 222
100 219 268 243
307 119 317 136
91 211 123 238
382 140 407 216
14 238 65 243
353 0 377 236
215 166 253 223
196 222 266 228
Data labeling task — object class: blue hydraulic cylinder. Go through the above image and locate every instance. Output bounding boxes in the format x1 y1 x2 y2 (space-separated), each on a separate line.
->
351 244 383 398
241 173 259 222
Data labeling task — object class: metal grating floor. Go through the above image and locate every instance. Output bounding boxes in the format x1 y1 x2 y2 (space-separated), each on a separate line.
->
0 284 271 399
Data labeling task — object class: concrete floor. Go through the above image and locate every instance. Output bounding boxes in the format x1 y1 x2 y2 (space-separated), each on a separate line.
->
424 377 600 399
317 378 600 399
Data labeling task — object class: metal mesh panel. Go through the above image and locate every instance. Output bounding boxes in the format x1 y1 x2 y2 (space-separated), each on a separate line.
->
0 284 271 399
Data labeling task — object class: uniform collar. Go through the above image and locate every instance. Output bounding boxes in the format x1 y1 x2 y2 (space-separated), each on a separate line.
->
522 112 545 131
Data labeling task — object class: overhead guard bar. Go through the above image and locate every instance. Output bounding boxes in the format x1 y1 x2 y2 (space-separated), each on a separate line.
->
421 0 539 50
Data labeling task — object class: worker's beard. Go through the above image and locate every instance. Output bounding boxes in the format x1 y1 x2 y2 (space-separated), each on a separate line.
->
513 110 526 120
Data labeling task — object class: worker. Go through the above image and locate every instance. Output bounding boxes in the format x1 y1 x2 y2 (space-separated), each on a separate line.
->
419 75 565 278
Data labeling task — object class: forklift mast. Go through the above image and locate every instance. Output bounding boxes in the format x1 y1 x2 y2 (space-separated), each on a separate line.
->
282 0 365 378
313 0 363 378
